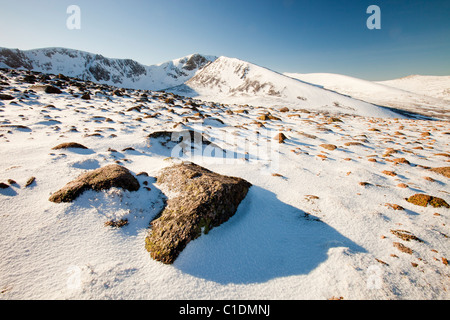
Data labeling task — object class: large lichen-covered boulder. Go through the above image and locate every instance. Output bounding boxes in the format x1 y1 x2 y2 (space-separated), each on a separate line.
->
145 162 252 264
406 194 449 208
49 164 140 203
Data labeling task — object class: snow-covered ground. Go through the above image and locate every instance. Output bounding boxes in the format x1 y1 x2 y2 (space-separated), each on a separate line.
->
0 69 449 300
285 73 450 120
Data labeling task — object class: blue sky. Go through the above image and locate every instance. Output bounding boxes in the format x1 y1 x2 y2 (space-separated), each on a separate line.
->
0 0 449 80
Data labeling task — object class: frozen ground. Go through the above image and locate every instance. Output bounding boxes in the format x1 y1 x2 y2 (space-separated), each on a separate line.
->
0 69 449 300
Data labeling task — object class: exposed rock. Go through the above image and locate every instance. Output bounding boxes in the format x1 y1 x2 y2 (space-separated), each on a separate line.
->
406 194 449 208
320 144 337 151
429 167 450 178
51 142 89 150
104 219 129 228
145 162 251 264
274 132 287 143
49 164 140 203
382 170 397 177
390 230 423 242
147 130 222 155
0 124 31 132
393 158 410 165
25 177 35 187
0 94 14 100
22 74 36 84
393 242 413 255
385 203 404 210
0 182 9 189
344 141 363 146
31 85 62 94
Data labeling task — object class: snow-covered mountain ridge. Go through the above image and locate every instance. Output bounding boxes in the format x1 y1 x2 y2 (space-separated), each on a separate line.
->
0 47 217 91
168 56 403 118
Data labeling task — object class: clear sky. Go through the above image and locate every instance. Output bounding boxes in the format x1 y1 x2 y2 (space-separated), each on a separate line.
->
0 0 449 80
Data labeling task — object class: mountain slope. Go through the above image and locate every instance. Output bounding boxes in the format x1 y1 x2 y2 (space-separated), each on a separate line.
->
377 75 450 101
285 73 450 120
168 56 402 118
0 47 217 90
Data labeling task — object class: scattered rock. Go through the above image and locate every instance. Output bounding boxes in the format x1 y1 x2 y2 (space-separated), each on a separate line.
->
344 142 362 146
406 194 449 208
320 144 337 151
104 219 129 228
51 142 88 150
383 148 397 157
31 85 62 94
385 203 404 210
393 242 413 255
49 164 140 203
429 167 450 178
148 130 221 153
390 230 422 242
382 170 397 177
0 94 14 100
0 182 9 189
273 132 287 143
145 162 251 264
25 177 35 187
393 158 410 165
298 132 317 139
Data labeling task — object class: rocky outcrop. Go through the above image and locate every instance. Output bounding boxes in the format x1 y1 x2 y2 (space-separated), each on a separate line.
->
145 162 251 264
49 164 140 203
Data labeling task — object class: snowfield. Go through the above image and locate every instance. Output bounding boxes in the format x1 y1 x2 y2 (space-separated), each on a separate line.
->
285 72 450 121
0 68 449 300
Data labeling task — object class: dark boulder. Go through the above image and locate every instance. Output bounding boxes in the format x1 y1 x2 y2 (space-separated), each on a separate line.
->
49 164 140 203
0 94 14 100
145 162 251 264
